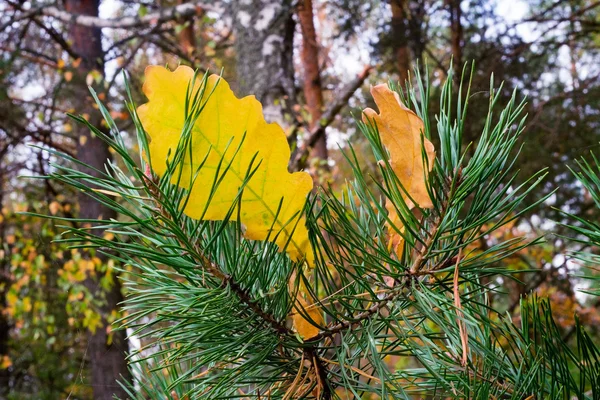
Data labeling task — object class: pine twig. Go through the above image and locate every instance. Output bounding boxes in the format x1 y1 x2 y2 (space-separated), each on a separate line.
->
143 169 292 336
144 169 333 399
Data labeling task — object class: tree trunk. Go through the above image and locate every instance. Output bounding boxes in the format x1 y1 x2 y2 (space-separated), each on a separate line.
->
63 0 132 398
407 0 427 75
177 0 197 55
391 0 411 85
0 255 9 396
448 0 463 76
298 0 327 161
232 0 296 125
0 170 9 395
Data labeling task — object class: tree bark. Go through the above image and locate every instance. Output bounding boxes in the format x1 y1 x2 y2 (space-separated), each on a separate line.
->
63 0 132 398
298 0 327 161
232 0 296 125
391 0 411 84
177 0 197 55
448 0 463 76
0 164 9 395
0 240 9 396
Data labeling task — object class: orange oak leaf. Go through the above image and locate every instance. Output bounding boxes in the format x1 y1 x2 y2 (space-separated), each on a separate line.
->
362 84 435 257
289 272 324 339
293 293 323 339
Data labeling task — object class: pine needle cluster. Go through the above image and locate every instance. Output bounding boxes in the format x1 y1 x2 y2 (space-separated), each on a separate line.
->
33 67 600 399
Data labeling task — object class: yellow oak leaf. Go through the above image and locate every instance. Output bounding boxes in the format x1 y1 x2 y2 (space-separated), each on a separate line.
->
363 84 435 257
137 66 314 263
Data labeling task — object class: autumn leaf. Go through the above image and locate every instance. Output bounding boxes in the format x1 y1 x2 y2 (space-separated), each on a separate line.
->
363 84 434 209
48 201 61 215
362 84 435 256
289 271 323 339
292 293 323 339
137 66 314 263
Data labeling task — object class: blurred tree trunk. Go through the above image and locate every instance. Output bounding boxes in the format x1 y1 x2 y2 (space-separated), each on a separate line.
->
298 0 326 160
63 0 131 398
391 0 411 84
232 0 296 124
0 190 8 395
448 0 463 75
0 149 8 394
177 0 197 56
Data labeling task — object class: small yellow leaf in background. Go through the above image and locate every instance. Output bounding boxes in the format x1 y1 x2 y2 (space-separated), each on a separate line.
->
79 135 88 146
0 355 12 369
103 232 115 241
137 66 314 263
49 201 61 215
64 71 73 82
363 85 435 256
57 59 65 69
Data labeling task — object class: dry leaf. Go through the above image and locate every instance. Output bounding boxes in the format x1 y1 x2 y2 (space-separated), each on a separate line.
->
293 294 323 339
289 271 324 339
137 66 314 263
49 201 61 215
362 84 435 257
363 84 434 209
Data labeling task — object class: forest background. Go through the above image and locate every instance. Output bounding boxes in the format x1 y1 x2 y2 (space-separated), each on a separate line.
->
1 0 600 398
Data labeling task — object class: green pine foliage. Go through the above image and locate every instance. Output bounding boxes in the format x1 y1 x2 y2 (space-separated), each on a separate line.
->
33 67 600 399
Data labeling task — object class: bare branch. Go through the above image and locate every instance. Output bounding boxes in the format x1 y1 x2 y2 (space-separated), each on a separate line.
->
292 65 373 170
36 1 220 29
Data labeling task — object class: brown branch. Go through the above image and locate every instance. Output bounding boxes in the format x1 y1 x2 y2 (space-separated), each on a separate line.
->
292 65 373 170
453 249 468 366
0 46 59 68
36 1 219 29
297 0 327 161
4 0 79 59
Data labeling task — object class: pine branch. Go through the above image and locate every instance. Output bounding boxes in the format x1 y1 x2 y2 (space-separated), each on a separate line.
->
311 171 462 343
144 172 292 336
144 172 333 398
